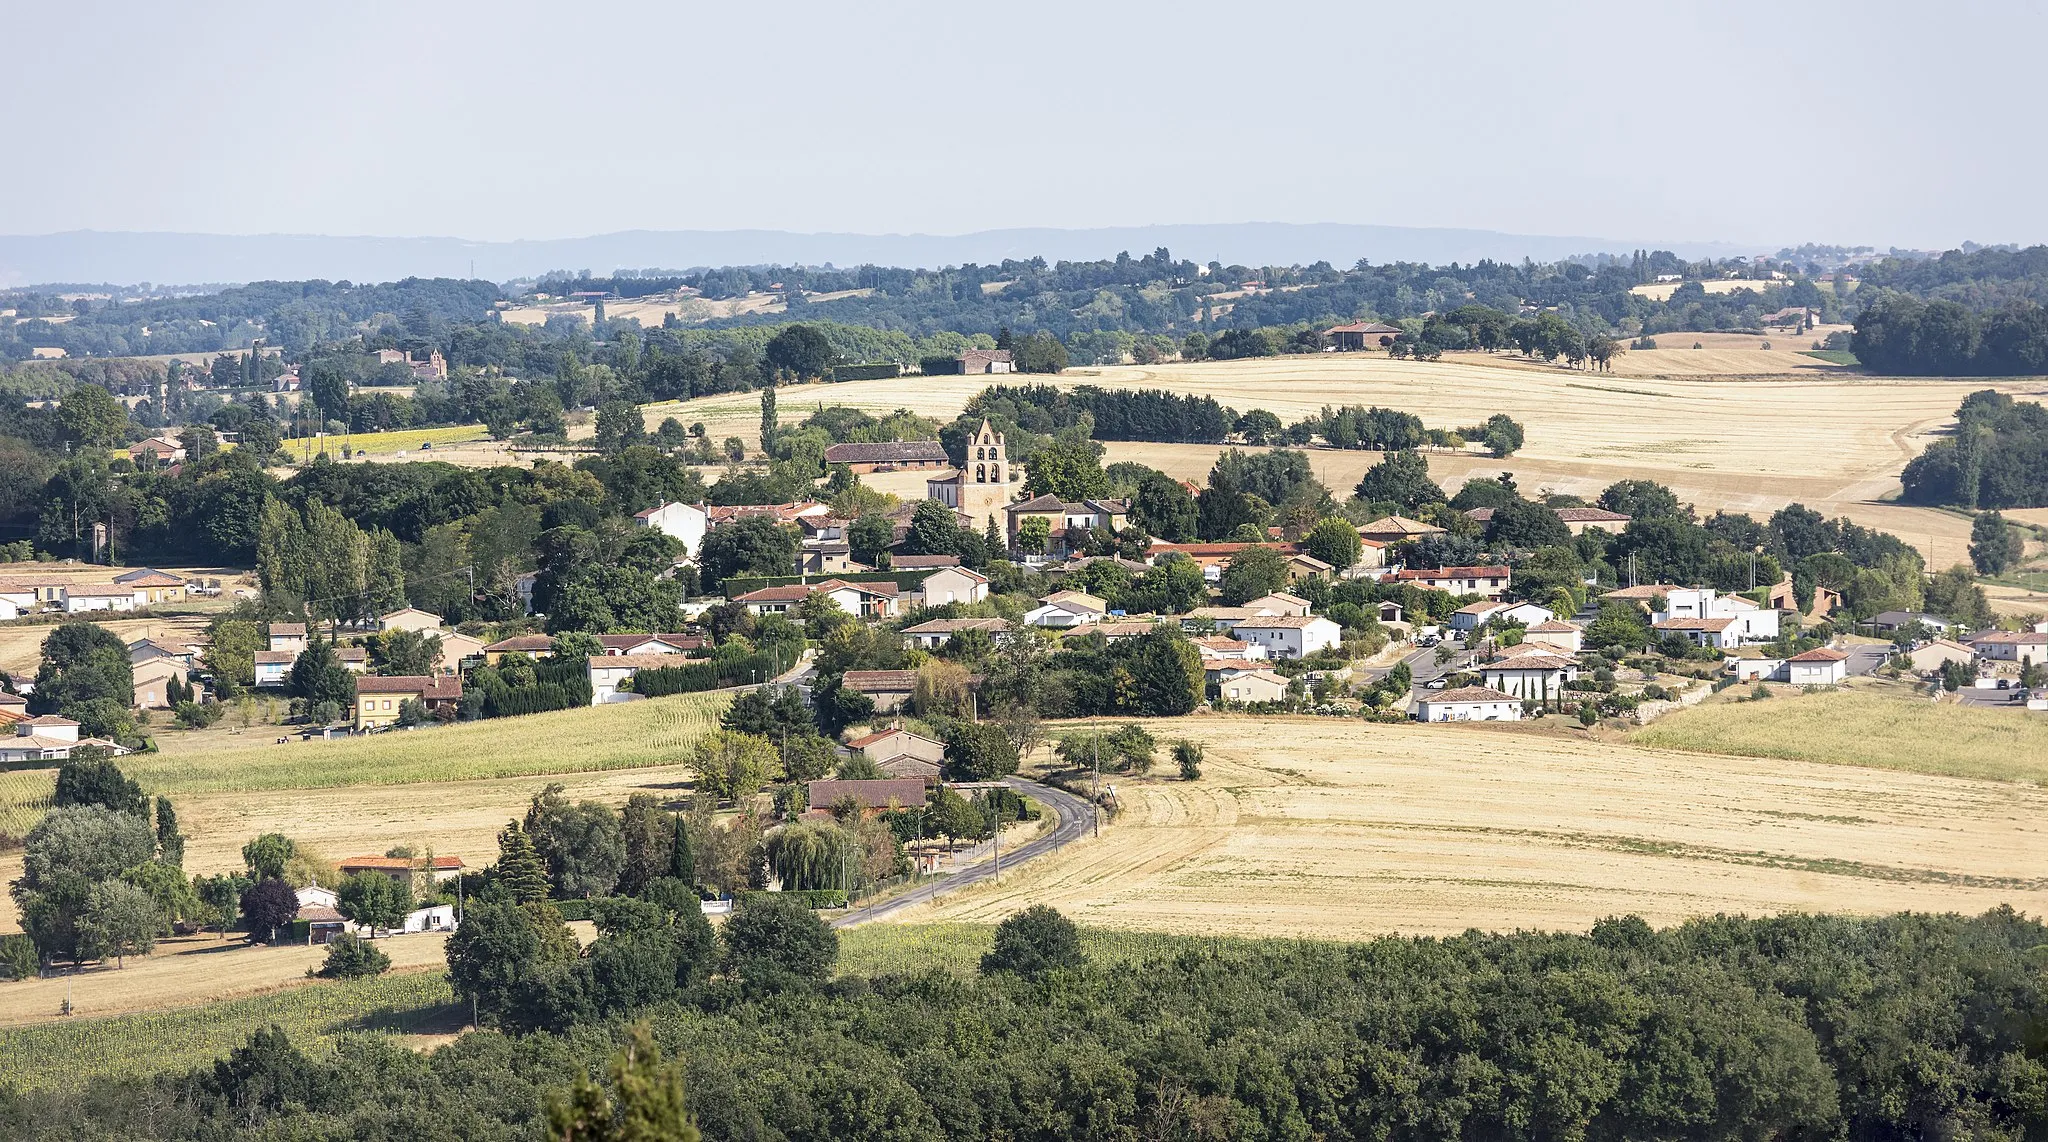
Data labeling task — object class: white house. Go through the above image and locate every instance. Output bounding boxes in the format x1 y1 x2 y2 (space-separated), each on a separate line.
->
400 903 459 934
632 500 708 560
1971 630 2048 663
1395 565 1511 600
1727 655 1785 682
900 617 1011 650
1026 590 1106 629
916 565 990 607
1480 652 1579 700
1414 685 1525 722
62 584 146 613
813 579 901 619
1522 620 1583 653
1231 615 1343 660
377 607 444 634
267 623 308 655
1649 587 1780 643
1654 617 1742 651
1194 635 1267 662
1450 601 1510 632
732 584 812 615
587 654 682 704
1784 647 1848 686
0 716 129 764
254 650 296 688
1217 668 1290 704
1243 591 1313 618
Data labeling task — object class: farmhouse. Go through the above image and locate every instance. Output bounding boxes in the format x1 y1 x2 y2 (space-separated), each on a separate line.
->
820 440 950 472
900 616 1011 650
848 725 946 783
1396 565 1511 599
352 675 461 729
1481 652 1579 700
1552 507 1633 535
1414 686 1524 722
1216 668 1290 704
841 670 920 714
915 565 990 607
113 567 187 605
1324 321 1404 351
633 500 708 559
1232 615 1343 660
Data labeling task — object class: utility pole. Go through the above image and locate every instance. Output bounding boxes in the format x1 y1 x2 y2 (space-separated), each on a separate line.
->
991 796 1000 882
1092 734 1101 839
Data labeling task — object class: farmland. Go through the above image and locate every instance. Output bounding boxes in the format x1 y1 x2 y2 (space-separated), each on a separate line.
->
1636 689 2048 782
278 423 488 461
889 713 2048 939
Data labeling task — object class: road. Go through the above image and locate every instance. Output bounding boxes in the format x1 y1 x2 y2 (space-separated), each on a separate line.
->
832 777 1097 928
1843 643 1891 677
1359 636 1471 693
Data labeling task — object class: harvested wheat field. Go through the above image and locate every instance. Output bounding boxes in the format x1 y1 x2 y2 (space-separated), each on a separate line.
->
894 715 2048 939
0 613 213 675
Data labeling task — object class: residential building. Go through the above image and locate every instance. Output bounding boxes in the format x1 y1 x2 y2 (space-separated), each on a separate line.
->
254 650 297 688
1481 652 1579 700
128 436 186 467
1025 590 1106 629
805 778 929 813
1867 610 1953 635
733 584 814 615
1377 600 1406 624
848 726 946 783
337 854 464 886
377 607 443 634
1284 552 1335 583
596 633 704 657
1784 647 1849 686
841 670 919 714
812 578 901 619
890 554 962 571
1641 586 1780 643
1005 495 1130 557
794 543 860 576
1654 617 1742 650
1765 573 1842 619
633 500 709 560
1450 601 1511 632
1147 541 1301 584
1181 605 1274 633
0 716 129 764
926 419 1011 532
820 440 950 472
1970 630 2048 662
483 633 557 663
916 565 989 607
1552 507 1632 535
1356 515 1445 545
1324 320 1404 351
1242 591 1312 618
1903 639 1975 674
1415 686 1524 722
1522 620 1584 653
900 616 1011 650
128 637 201 667
113 568 187 605
433 631 485 673
267 623 308 655
1216 668 1290 704
1194 635 1267 662
352 675 461 729
1726 653 1786 682
336 647 368 674
1231 615 1343 660
586 653 691 704
1396 565 1512 599
133 658 197 709
1092 621 1161 641
62 584 146 613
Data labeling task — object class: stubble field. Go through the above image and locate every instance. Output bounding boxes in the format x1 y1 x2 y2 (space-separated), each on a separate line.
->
891 714 2048 939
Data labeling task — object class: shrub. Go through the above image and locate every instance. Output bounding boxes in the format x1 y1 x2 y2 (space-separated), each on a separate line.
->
981 905 1085 979
0 933 37 981
316 933 391 979
1173 740 1203 781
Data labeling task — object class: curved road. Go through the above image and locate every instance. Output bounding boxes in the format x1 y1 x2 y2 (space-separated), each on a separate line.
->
832 777 1097 928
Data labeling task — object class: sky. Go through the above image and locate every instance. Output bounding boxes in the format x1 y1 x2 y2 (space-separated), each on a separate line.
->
5 0 2041 251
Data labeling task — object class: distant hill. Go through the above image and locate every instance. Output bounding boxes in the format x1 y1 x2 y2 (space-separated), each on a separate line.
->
0 223 1762 289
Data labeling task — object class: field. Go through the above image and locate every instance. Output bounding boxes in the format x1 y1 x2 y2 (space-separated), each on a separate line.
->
1636 689 2048 781
1629 279 1803 301
0 612 214 675
887 713 2048 939
279 424 489 461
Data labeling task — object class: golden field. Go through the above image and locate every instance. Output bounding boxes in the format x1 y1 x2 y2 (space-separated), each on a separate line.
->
891 713 2048 939
279 424 488 461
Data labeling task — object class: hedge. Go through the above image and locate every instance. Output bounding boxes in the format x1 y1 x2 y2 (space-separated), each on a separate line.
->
829 362 902 381
736 889 848 910
631 652 778 697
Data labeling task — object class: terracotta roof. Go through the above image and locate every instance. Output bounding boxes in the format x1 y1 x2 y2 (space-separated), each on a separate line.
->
902 617 1011 635
1193 636 1250 651
355 675 461 698
1326 321 1403 334
1485 653 1577 670
1455 600 1509 615
298 905 344 923
890 554 961 570
1093 621 1161 637
484 634 557 653
269 622 307 636
1419 686 1522 704
339 855 463 871
1357 515 1445 535
1554 507 1631 523
842 669 919 692
1788 647 1849 662
597 633 704 652
877 754 943 778
1526 621 1581 633
588 654 699 670
1600 584 1684 600
335 648 368 662
22 715 79 727
814 578 899 597
1464 507 1495 522
1654 617 1735 632
1233 615 1337 630
1971 630 2048 645
1401 565 1510 579
64 584 141 597
822 440 949 464
805 778 928 810
379 607 443 623
734 584 815 603
254 650 298 664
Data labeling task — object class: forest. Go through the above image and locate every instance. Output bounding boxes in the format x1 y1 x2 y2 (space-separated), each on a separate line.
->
2 907 2044 1140
1900 389 2048 508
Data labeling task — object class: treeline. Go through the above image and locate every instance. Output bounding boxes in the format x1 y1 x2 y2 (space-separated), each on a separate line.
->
1901 389 2048 508
468 655 592 717
1852 292 2048 375
631 652 778 697
953 384 1235 448
8 908 2048 1140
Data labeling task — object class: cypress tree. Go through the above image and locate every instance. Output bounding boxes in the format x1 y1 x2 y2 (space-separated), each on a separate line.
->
155 796 185 867
669 812 695 887
495 820 550 904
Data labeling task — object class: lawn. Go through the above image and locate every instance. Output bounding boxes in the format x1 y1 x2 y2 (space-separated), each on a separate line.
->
1635 689 2048 785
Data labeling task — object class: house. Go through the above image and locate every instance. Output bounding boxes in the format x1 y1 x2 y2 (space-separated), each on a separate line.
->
62 584 146 613
1634 586 1780 643
597 633 704 657
129 637 201 667
1867 610 1953 636
1497 602 1555 627
1194 635 1267 662
1344 538 1391 576
0 716 129 764
1216 668 1290 704
1356 516 1446 545
703 501 833 529
1970 630 2048 662
297 905 349 944
1025 590 1106 629
1396 565 1512 599
1481 652 1579 700
399 903 459 933
1726 652 1786 682
433 631 486 673
336 647 369 674
337 855 464 886
483 633 557 664
586 654 689 705
0 692 28 722
1522 620 1584 653
1005 495 1130 557
901 616 1012 650
733 584 814 616
891 554 962 571
916 565 990 607
1092 621 1162 641
805 778 929 813
113 568 187 605
377 607 444 634
1284 552 1335 582
133 658 197 709
0 577 63 611
821 440 951 472
267 623 309 655
794 543 860 576
1414 686 1525 722
254 650 298 688
926 419 1012 532
1552 507 1632 535
1231 615 1343 660
1450 601 1511 632
926 348 1014 375
813 579 901 619
633 500 709 560
1182 606 1274 633
841 670 920 714
127 436 186 467
1784 647 1849 686
1766 573 1843 619
1146 541 1301 583
1324 321 1404 351
1903 639 1975 674
1654 617 1741 650
352 675 461 729
1377 600 1406 624
848 726 946 784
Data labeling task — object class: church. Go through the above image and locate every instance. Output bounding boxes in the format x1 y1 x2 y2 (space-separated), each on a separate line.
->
926 418 1012 535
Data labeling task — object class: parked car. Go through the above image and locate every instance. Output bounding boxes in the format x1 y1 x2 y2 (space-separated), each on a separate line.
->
1425 678 1449 690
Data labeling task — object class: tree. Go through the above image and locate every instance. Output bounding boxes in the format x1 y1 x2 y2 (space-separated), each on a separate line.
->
58 384 128 448
1121 627 1204 716
317 932 391 979
1173 740 1204 780
445 897 582 1033
697 517 799 588
375 629 442 677
1303 517 1362 571
617 795 670 898
764 324 836 380
691 730 776 803
593 400 645 455
242 833 296 880
287 637 355 711
1353 451 1444 511
1599 479 1686 522
548 1024 701 1142
1015 515 1051 556
929 785 984 849
154 796 185 867
1218 545 1289 605
11 805 157 963
1969 511 2022 575
239 878 300 944
1023 431 1110 501
943 720 1019 781
52 754 145 815
77 881 161 967
1487 498 1573 549
526 786 626 898
758 386 778 452
30 622 134 738
1195 469 1261 541
720 894 837 993
336 872 412 936
1013 330 1069 373
980 904 1084 979
494 820 552 905
1130 471 1198 542
204 619 262 698
668 811 696 887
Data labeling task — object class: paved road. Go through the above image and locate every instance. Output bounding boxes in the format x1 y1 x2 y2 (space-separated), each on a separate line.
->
832 777 1097 928
1844 644 1891 676
1360 636 1470 692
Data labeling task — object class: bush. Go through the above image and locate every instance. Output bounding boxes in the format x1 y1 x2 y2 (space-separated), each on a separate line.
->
316 933 391 979
1173 740 1203 781
981 905 1085 979
0 933 37 981
735 889 848 910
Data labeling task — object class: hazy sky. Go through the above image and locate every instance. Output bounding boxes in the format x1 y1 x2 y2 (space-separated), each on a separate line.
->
7 0 2040 249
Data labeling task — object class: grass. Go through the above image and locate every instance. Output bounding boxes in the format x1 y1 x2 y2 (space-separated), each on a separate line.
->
0 970 459 1093
1801 350 1860 365
1635 689 2048 784
280 424 488 461
0 691 733 829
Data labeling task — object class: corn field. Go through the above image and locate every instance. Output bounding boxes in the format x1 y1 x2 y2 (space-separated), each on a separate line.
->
0 970 459 1092
0 770 55 838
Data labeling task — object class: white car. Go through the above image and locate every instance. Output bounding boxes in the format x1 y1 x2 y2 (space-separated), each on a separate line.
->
1425 678 1448 690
